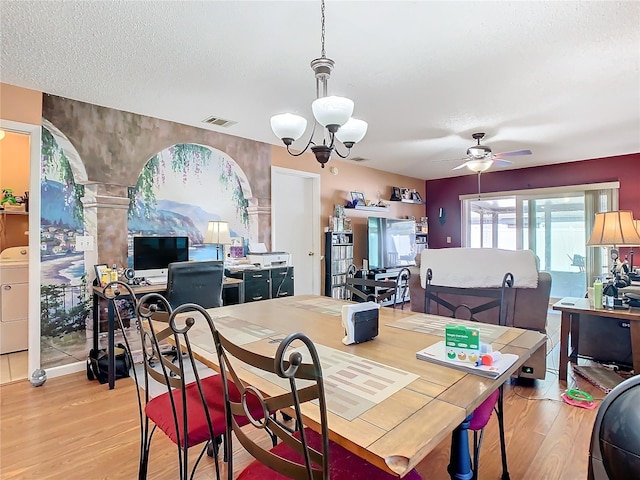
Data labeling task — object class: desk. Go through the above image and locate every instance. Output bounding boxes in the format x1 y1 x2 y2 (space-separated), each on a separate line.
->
92 277 243 389
553 297 640 382
180 295 545 478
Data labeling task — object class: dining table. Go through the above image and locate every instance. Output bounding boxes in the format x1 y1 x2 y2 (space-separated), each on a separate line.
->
170 294 546 479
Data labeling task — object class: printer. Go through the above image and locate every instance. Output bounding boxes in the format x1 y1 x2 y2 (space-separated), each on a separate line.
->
247 251 289 268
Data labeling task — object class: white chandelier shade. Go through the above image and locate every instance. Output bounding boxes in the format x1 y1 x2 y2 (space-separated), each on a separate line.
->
335 117 368 146
311 96 354 130
270 113 308 143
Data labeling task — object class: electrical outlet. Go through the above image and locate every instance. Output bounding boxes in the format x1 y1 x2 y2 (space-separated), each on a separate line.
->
75 235 94 252
446 236 452 244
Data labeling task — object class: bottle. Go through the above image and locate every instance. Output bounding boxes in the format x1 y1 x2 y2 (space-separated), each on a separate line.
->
111 264 118 283
593 277 603 309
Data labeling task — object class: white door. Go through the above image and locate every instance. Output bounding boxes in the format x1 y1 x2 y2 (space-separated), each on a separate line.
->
271 167 321 295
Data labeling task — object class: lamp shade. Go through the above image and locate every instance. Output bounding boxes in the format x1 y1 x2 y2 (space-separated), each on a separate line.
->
311 96 353 128
204 221 232 245
270 113 307 142
335 117 368 145
587 211 640 247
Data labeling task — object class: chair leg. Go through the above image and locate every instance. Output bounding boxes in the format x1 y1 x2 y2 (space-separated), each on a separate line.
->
496 385 510 480
473 429 483 480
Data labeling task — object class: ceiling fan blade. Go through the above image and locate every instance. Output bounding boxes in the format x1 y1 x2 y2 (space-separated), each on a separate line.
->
493 159 513 167
493 149 532 158
452 162 469 170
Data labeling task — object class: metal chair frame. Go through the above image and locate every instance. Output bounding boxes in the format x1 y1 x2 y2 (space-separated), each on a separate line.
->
104 281 223 480
424 269 514 480
345 265 412 309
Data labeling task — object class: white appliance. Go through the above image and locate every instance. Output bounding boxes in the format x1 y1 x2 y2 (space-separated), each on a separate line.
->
1 246 29 354
247 251 289 268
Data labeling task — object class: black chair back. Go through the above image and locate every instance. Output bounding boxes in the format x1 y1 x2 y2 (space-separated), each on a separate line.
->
166 260 224 309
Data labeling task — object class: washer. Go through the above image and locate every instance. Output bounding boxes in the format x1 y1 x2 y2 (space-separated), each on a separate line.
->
1 246 29 354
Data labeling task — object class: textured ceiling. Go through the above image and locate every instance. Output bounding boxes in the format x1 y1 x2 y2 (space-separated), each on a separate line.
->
1 1 639 180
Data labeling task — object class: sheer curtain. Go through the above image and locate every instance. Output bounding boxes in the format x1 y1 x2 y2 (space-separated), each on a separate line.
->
584 188 618 284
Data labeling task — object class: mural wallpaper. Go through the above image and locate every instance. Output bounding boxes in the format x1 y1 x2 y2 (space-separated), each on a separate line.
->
40 95 271 369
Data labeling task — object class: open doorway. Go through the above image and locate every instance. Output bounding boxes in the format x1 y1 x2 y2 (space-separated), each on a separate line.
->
0 119 41 384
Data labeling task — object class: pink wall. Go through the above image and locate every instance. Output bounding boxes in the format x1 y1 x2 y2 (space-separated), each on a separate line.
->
425 153 640 250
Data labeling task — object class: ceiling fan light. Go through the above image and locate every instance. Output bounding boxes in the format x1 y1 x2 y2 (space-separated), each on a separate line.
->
312 96 354 130
466 159 493 173
270 113 307 144
335 117 368 147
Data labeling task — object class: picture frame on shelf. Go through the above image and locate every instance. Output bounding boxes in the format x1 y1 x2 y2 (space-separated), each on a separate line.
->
350 191 365 205
94 264 109 287
391 186 402 201
411 190 423 202
400 188 411 200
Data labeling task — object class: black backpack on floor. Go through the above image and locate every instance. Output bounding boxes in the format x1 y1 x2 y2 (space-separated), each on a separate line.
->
86 343 131 384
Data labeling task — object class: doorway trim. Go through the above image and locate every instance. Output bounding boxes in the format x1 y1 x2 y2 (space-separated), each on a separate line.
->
1 119 41 379
271 166 321 295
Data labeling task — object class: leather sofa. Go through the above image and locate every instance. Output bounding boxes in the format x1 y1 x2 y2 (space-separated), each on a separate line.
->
408 250 552 380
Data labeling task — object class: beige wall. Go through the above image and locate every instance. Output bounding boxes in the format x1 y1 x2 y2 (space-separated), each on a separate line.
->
0 121 32 250
0 83 43 125
272 146 427 265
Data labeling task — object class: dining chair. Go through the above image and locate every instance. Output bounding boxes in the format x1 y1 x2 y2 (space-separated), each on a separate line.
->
345 264 412 309
103 282 266 480
211 328 423 480
424 268 514 480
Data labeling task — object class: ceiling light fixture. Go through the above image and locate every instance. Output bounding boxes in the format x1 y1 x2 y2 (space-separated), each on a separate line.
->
269 0 367 168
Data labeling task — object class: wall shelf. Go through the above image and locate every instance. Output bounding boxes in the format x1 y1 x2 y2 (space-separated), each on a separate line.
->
351 205 389 212
391 198 425 205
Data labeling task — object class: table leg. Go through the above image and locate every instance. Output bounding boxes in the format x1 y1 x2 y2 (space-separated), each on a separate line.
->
630 320 640 375
559 311 571 382
448 414 473 480
570 312 580 362
107 300 115 390
92 291 99 352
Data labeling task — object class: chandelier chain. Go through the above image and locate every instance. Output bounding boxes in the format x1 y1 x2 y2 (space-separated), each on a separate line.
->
320 0 326 58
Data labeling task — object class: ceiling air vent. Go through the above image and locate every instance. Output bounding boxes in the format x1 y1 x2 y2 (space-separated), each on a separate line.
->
350 157 369 162
202 116 237 128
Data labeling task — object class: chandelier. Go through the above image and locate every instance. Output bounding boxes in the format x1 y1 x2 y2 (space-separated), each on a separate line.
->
269 0 368 168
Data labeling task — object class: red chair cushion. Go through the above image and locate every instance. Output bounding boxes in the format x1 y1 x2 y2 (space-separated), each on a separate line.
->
237 427 423 480
145 374 264 448
469 389 500 431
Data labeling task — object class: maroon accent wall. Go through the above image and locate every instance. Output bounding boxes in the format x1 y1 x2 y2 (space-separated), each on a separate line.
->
425 153 640 252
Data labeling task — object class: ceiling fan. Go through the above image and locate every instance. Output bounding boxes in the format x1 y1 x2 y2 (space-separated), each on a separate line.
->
452 132 532 196
453 132 532 173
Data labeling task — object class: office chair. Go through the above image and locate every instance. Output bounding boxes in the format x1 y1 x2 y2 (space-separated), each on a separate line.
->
212 330 423 480
162 260 224 363
103 282 269 480
165 260 224 309
589 374 640 480
424 268 514 480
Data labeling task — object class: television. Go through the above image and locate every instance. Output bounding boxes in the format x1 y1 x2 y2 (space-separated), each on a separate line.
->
133 236 189 279
367 217 417 271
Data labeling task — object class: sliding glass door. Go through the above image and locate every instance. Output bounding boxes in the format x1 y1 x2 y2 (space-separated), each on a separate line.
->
462 183 619 299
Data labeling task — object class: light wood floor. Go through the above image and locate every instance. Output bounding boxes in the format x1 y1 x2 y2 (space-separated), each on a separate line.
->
0 341 610 480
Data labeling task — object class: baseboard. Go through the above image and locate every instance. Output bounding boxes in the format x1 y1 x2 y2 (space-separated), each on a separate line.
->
45 360 85 379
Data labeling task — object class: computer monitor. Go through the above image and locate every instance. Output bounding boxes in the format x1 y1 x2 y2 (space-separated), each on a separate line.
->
132 236 189 279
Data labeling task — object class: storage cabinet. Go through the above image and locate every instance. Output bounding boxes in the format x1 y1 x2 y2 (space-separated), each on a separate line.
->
227 267 294 303
271 267 294 298
324 231 354 299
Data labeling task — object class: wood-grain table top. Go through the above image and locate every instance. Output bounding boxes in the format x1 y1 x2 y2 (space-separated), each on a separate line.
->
552 297 640 321
169 295 546 478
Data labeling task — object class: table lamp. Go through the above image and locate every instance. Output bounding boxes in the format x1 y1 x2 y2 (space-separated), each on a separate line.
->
587 211 640 278
204 220 232 261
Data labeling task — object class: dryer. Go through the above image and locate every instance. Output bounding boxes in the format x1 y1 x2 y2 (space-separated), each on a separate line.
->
0 246 29 354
